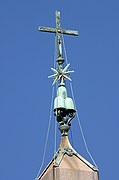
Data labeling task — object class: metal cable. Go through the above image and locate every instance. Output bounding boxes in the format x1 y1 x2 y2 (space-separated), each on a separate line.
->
62 34 98 168
35 35 57 180
54 34 57 68
70 126 74 147
54 80 59 158
35 86 54 179
70 82 98 168
54 113 57 155
61 34 69 65
54 35 57 156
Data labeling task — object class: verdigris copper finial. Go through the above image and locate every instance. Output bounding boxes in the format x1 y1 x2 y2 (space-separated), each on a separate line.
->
39 10 78 135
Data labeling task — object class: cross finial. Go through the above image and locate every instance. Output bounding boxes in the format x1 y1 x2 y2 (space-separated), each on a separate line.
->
39 11 78 135
39 10 78 64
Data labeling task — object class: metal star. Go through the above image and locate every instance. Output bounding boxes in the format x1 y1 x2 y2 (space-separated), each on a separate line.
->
48 63 74 85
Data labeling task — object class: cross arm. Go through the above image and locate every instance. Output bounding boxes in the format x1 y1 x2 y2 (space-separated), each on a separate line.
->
38 26 56 33
39 26 78 36
61 29 78 36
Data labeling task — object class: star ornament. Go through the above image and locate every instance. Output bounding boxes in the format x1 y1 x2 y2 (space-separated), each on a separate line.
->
48 63 74 85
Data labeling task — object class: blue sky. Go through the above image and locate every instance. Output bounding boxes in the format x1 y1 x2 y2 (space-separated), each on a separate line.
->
0 0 119 179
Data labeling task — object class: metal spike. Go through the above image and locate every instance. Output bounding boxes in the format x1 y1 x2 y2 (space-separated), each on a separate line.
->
63 63 70 72
63 74 72 81
48 74 57 78
52 77 59 86
51 68 58 74
65 70 74 74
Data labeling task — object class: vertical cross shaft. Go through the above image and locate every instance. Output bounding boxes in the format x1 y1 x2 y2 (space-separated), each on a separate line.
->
56 11 62 60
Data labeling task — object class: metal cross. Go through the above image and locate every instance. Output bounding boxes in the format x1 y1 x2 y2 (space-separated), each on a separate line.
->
39 11 78 62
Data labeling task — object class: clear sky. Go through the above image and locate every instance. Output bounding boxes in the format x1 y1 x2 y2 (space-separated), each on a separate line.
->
0 0 119 180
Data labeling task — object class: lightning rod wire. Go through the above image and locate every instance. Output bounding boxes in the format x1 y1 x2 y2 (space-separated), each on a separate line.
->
35 35 57 180
54 35 57 158
62 34 98 168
